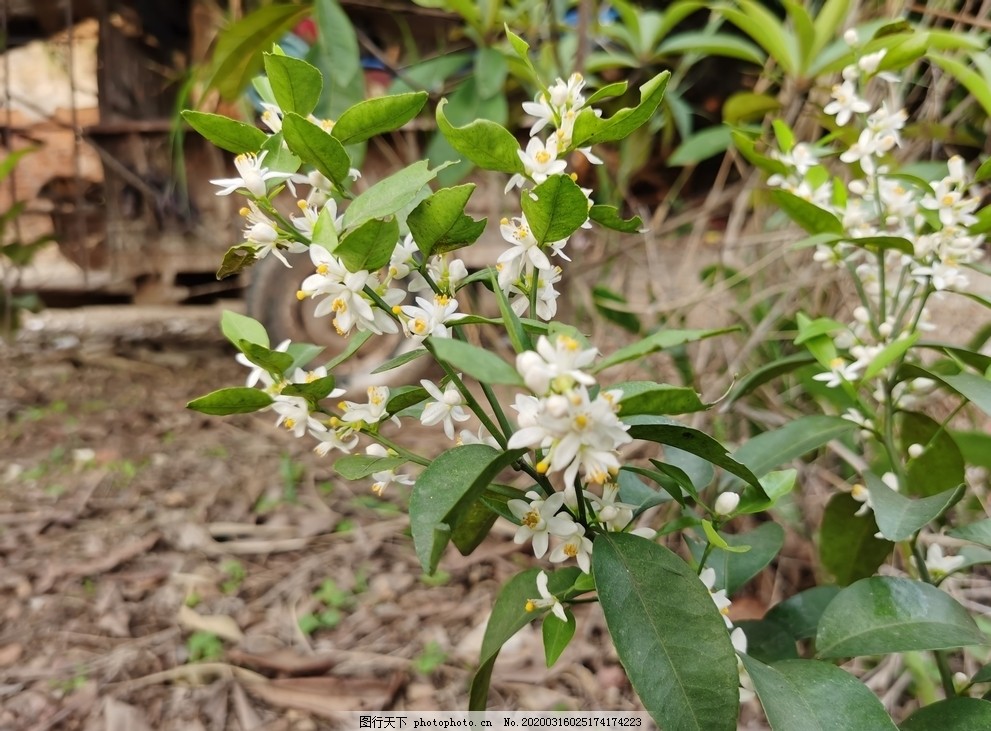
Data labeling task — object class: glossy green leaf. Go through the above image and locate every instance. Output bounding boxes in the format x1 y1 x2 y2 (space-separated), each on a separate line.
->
385 385 429 415
284 343 324 374
625 416 764 493
816 577 986 658
901 697 991 730
343 160 448 229
187 387 273 416
520 175 590 245
426 337 523 387
334 454 405 480
702 520 750 553
594 534 739 730
615 381 706 417
436 99 524 174
736 470 796 515
469 567 580 710
931 53 991 118
542 610 576 667
410 444 524 574
182 111 267 154
333 92 429 146
585 81 629 106
975 158 991 184
588 205 643 233
323 330 373 370
451 498 500 556
845 235 915 255
764 585 841 641
722 92 782 124
716 1 796 75
491 271 532 353
474 47 508 99
862 332 919 380
734 619 799 663
334 216 400 273
238 340 294 377
704 521 785 594
263 53 322 116
221 311 269 348
734 415 856 479
371 347 428 374
865 472 964 542
280 375 339 407
742 656 897 730
204 4 310 99
407 184 486 257
281 112 352 187
972 662 991 684
668 126 733 166
258 132 301 177
656 31 765 65
941 372 991 417
730 129 789 176
309 0 364 121
770 190 844 235
819 493 892 586
570 71 669 147
593 327 736 373
728 352 817 403
948 519 991 549
900 411 966 497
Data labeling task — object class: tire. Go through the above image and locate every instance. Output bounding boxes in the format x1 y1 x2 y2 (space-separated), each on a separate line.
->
246 253 429 389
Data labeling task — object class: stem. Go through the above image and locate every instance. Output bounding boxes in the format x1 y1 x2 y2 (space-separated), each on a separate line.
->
911 537 958 698
432 357 507 449
480 380 514 439
368 432 430 467
697 542 715 575
362 285 403 326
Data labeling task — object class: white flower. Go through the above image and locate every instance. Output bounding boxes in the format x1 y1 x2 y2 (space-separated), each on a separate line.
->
399 294 462 342
549 523 593 573
731 627 756 703
515 334 598 395
714 492 740 516
590 482 637 532
812 357 861 388
775 142 821 175
700 567 733 627
456 426 501 448
517 136 568 185
340 386 391 426
823 81 871 126
522 93 556 136
925 543 965 579
240 201 306 266
507 490 572 558
419 379 470 440
365 444 414 496
526 570 567 622
850 482 873 517
311 426 359 456
272 394 326 438
499 215 552 275
211 151 292 198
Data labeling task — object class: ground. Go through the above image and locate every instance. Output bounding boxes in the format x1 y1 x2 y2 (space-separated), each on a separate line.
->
0 305 651 731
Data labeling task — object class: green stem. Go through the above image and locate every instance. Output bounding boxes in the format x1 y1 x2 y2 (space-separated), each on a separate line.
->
697 542 715 575
432 356 507 449
911 537 958 698
368 432 430 467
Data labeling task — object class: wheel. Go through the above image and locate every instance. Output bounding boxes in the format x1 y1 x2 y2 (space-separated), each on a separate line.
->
246 253 428 389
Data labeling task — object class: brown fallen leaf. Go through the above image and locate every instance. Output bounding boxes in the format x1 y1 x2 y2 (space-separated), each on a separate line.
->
243 673 405 718
177 605 245 643
227 648 338 677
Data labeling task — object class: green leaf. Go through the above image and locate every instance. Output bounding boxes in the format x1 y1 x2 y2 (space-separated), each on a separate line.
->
593 327 736 373
975 158 991 185
716 1 797 75
474 47 508 99
371 347 428 375
285 343 324 374
258 132 301 176
819 493 893 586
0 146 38 183
333 92 429 146
941 372 991 417
728 352 817 403
625 416 764 494
280 375 339 406
263 53 323 116
811 0 852 61
222 311 269 348
592 286 641 334
309 0 364 121
491 270 532 353
450 498 500 557
765 586 841 641
770 190 844 235
323 330 373 371
334 454 405 480
702 520 751 553
593 534 739 730
668 126 733 166
407 184 486 257
542 610 576 667
585 81 629 106
865 473 964 542
187 387 273 416
614 381 706 417
281 112 352 188
426 337 524 387
900 411 966 497
469 568 580 710
930 53 991 118
588 205 643 233
733 415 856 478
410 445 524 576
571 71 670 147
656 31 766 65
238 340 294 377
182 111 267 154
741 656 897 730
704 522 785 594
203 4 310 100
862 333 919 382
973 663 991 684
734 619 799 663
730 129 789 176
436 99 524 174
343 160 448 229
816 577 987 658
736 470 796 515
844 235 915 255
520 175 589 245
901 698 991 730
948 519 991 549
333 216 400 272
217 245 258 280
386 385 429 415
722 92 782 124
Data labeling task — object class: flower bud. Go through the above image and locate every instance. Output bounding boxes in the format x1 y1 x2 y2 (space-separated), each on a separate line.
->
907 443 924 459
714 492 740 516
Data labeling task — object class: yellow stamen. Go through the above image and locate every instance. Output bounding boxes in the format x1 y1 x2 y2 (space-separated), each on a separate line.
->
296 290 306 301
284 418 296 430
317 263 329 275
525 600 537 613
536 460 549 474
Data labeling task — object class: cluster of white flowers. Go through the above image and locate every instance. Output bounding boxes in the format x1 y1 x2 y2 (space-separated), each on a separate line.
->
768 33 985 412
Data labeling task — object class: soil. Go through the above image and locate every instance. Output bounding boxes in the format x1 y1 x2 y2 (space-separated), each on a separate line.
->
0 304 651 731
